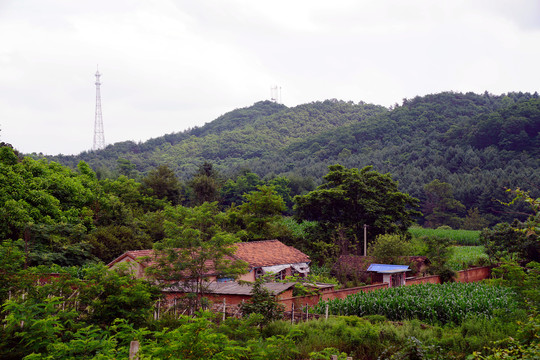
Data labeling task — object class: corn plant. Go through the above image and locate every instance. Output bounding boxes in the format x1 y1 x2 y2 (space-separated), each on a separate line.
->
313 283 518 324
408 227 481 246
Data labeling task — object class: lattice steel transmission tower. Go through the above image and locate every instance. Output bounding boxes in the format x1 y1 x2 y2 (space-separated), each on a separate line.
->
93 68 106 150
270 85 281 104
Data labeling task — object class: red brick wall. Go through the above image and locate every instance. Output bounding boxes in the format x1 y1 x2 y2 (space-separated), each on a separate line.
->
276 266 492 311
405 275 441 285
456 266 491 283
278 283 389 311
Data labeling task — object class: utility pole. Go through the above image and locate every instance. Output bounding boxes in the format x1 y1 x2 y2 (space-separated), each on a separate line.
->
93 67 105 150
363 224 368 256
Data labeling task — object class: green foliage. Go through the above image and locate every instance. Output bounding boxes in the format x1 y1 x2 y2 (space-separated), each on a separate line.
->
468 311 540 359
462 208 490 231
240 277 285 325
77 264 161 327
231 185 289 241
315 283 519 325
0 240 26 302
45 93 540 228
142 164 184 205
480 222 539 262
146 202 248 310
487 261 540 305
447 246 490 271
422 236 456 282
221 170 264 207
294 164 421 255
369 234 412 264
423 179 465 229
408 226 481 246
188 161 222 205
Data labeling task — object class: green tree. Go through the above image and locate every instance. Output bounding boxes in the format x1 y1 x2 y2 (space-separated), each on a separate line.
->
116 157 136 178
462 207 490 230
423 179 465 228
239 277 285 325
188 162 222 205
294 164 420 255
423 236 456 282
369 234 411 264
221 170 264 207
0 240 25 303
142 164 184 205
145 203 248 310
229 185 289 241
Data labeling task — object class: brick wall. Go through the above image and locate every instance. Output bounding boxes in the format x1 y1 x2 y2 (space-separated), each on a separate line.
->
405 275 441 285
456 266 491 283
277 266 492 311
278 283 389 311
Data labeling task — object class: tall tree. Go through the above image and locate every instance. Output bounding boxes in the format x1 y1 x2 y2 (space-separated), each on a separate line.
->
146 203 248 310
142 164 184 205
294 164 420 255
423 179 465 228
188 162 222 205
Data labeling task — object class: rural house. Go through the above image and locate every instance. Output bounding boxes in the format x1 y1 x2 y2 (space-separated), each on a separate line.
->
107 239 311 282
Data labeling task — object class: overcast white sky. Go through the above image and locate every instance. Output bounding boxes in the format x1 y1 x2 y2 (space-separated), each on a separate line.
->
1 0 539 155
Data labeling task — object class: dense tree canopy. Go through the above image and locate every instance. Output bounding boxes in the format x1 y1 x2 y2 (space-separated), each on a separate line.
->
43 92 539 226
294 164 421 254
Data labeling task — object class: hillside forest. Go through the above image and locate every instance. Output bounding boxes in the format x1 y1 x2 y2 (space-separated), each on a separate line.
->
44 91 540 227
1 91 539 359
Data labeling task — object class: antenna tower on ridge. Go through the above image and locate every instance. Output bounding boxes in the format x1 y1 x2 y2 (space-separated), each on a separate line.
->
270 85 281 104
93 67 106 150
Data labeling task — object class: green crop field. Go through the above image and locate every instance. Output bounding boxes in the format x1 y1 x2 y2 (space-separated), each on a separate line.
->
408 226 481 246
313 283 517 324
448 246 490 270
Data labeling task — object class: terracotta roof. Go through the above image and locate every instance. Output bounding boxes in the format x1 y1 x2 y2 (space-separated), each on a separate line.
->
233 240 310 268
107 249 154 267
107 240 310 270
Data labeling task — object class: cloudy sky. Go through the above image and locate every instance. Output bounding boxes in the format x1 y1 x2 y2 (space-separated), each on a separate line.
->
1 0 539 155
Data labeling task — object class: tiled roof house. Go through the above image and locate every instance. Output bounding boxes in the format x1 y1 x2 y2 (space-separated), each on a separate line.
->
108 240 310 282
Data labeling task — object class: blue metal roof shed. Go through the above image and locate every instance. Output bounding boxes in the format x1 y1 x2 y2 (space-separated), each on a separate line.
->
367 264 411 274
367 264 410 287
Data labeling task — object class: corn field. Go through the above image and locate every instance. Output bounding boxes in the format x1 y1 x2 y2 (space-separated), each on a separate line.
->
408 227 481 245
313 283 518 324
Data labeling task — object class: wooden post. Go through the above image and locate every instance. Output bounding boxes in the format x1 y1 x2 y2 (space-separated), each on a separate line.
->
325 304 329 320
306 304 309 321
291 303 295 324
129 340 140 360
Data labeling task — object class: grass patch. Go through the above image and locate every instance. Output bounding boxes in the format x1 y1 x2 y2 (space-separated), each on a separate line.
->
408 226 481 246
448 246 490 271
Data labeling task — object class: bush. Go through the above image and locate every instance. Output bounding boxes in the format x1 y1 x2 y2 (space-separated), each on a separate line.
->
369 234 412 264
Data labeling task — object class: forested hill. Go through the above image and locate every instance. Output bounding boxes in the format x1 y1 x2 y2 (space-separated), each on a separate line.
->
49 99 388 178
44 91 540 224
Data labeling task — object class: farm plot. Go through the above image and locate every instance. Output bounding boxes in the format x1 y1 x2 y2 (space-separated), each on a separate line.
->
313 283 518 324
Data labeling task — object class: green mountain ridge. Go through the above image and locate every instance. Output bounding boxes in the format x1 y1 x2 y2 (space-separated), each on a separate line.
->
41 91 540 224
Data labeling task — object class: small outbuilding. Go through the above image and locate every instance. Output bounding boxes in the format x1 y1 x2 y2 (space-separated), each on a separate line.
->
367 264 411 287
